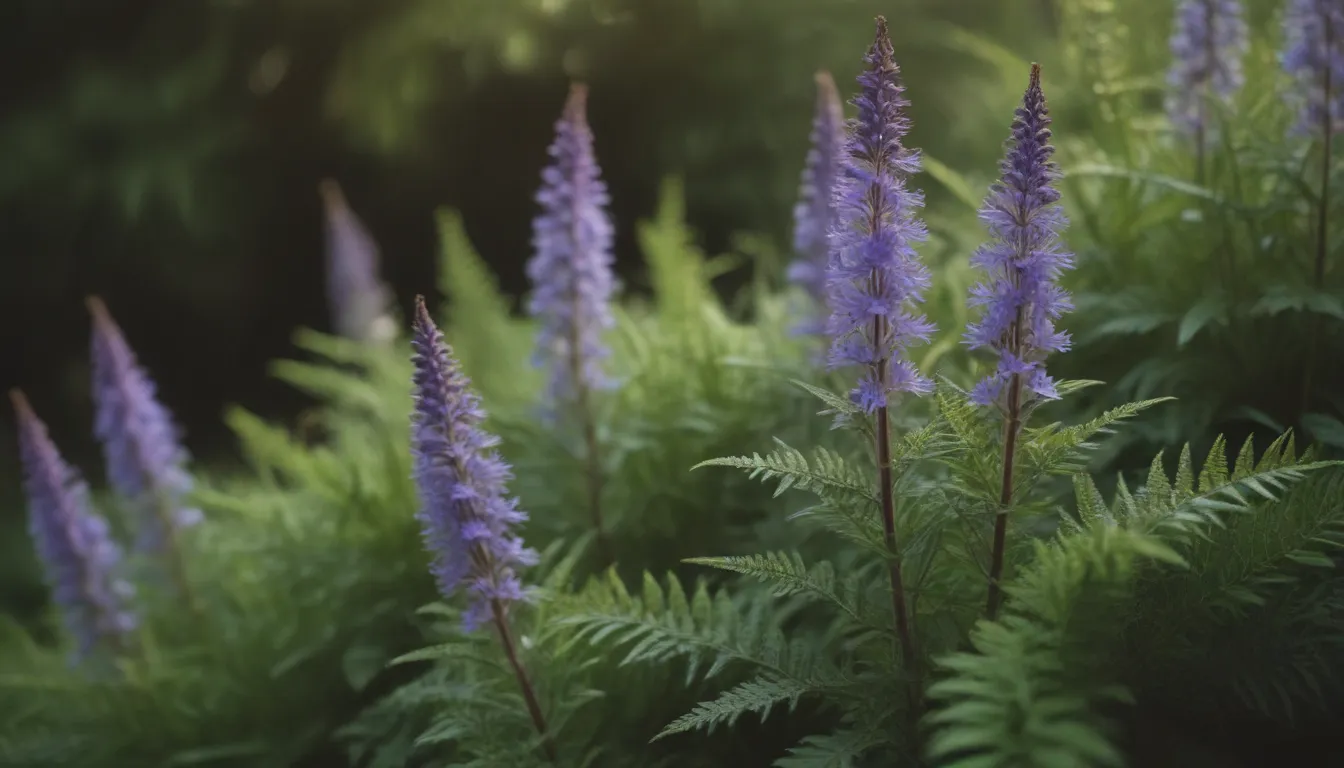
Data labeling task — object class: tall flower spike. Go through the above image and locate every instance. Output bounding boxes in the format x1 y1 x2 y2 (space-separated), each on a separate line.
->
527 83 617 413
87 297 202 558
11 390 136 663
526 83 617 564
1282 0 1344 137
826 19 935 413
826 17 926 702
788 70 846 337
964 63 1074 410
319 179 396 343
1165 0 1248 139
967 64 1074 621
410 295 538 631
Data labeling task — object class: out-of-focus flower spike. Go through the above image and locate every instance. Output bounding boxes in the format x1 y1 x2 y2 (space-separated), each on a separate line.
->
87 296 201 560
11 389 136 664
319 178 396 344
1165 0 1248 139
526 83 617 414
788 70 846 338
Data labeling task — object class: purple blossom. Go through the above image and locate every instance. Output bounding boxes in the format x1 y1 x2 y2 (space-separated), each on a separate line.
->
964 64 1075 407
825 17 935 413
320 179 396 343
1165 0 1248 136
787 71 846 337
11 390 136 663
1282 0 1344 136
526 84 617 413
410 295 538 630
87 297 201 556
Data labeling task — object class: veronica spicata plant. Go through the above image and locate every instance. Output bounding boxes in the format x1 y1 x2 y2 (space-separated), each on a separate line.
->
526 83 618 564
963 63 1075 619
1166 0 1248 179
409 294 555 761
319 178 396 344
10 389 136 665
87 296 200 596
787 70 845 339
821 15 935 679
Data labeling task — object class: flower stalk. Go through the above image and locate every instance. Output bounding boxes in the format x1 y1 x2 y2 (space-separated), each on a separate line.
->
527 84 618 565
825 16 936 686
963 64 1074 620
410 295 555 761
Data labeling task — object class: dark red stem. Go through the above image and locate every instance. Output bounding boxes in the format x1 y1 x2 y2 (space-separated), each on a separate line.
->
490 599 558 763
985 372 1023 621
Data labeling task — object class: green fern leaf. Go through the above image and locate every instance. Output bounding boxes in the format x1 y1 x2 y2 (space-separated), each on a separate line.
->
652 674 811 740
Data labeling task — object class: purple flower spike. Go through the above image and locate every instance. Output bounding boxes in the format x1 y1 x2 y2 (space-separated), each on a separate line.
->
964 64 1075 407
1166 0 1248 136
788 71 846 337
410 295 538 630
1282 0 1344 136
527 84 617 415
11 390 136 663
320 179 396 344
87 296 201 556
825 18 935 413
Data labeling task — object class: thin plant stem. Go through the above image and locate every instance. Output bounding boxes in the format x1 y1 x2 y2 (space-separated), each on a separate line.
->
986 299 1026 621
985 374 1022 620
872 312 919 708
566 255 611 569
490 599 558 763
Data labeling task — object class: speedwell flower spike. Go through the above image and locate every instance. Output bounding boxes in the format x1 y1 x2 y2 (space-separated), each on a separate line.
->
963 63 1074 409
1165 0 1248 137
526 83 617 415
87 296 202 557
319 179 396 343
825 18 935 413
1282 0 1344 137
409 295 537 631
788 70 846 338
12 389 136 664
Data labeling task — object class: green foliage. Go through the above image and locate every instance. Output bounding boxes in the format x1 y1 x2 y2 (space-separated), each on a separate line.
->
0 334 433 767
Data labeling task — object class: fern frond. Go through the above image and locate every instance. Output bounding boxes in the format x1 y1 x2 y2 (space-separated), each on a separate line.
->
652 673 811 740
693 439 875 503
773 729 884 768
684 553 874 631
